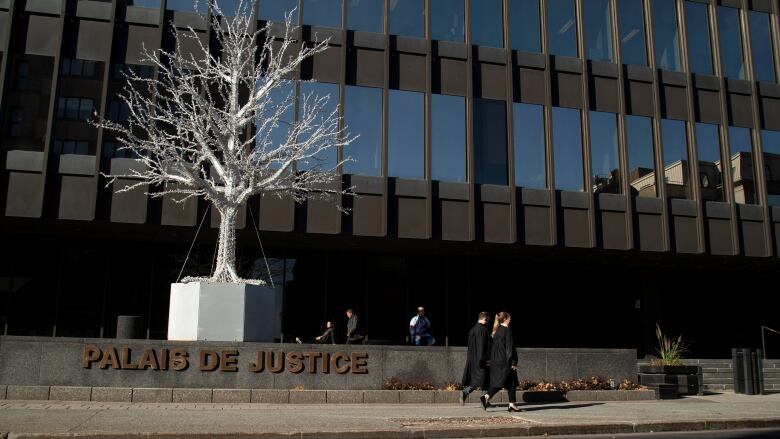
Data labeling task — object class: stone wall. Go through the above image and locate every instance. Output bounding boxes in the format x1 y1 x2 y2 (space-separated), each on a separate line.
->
637 358 780 392
0 336 637 390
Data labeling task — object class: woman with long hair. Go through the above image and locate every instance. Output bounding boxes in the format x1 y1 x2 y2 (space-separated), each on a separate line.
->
480 312 521 412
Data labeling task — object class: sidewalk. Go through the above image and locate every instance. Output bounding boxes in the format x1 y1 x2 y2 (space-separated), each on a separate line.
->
0 392 778 438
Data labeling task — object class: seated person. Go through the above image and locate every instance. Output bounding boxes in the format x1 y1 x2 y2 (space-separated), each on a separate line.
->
295 321 336 345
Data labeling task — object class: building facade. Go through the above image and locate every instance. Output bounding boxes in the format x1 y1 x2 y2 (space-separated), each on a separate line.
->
0 0 779 358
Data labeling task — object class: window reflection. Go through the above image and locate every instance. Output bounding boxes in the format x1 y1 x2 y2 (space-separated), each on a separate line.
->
388 90 424 179
166 0 208 12
257 82 295 168
695 123 724 201
304 0 342 28
299 82 339 171
728 126 756 204
626 115 656 197
344 85 382 176
127 0 160 8
590 111 620 193
348 0 384 33
684 1 713 75
474 98 508 185
431 0 464 42
389 0 424 38
510 0 540 52
749 11 775 83
584 0 613 62
431 94 466 182
514 103 546 189
717 6 746 80
652 0 681 71
760 130 780 206
471 0 503 48
548 0 577 57
552 107 583 191
661 119 690 199
618 0 647 66
3 55 55 152
102 63 153 159
52 57 105 156
259 0 299 23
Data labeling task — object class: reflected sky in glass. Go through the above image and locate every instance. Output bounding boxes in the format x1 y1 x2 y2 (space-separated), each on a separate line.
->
389 0 425 38
618 0 647 66
344 85 382 176
685 1 713 75
299 82 339 171
552 107 583 191
388 90 424 179
548 0 577 57
589 111 620 193
510 0 540 53
259 82 295 168
348 0 384 33
472 0 503 48
259 0 299 23
431 0 464 42
304 0 342 28
474 98 508 185
513 103 546 189
432 94 466 182
718 6 745 80
584 0 613 62
652 0 681 71
166 0 208 12
661 119 687 167
749 11 775 83
625 115 656 197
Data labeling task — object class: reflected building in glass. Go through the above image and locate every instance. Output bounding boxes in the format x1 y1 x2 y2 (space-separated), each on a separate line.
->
0 0 779 358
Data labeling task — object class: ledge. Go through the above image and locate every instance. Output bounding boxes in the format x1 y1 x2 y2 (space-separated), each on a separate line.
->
670 198 698 217
390 178 427 198
5 150 44 173
352 31 385 50
635 197 663 214
77 0 112 20
349 174 384 195
520 187 551 207
305 26 342 45
659 70 687 87
589 60 618 79
434 181 469 201
693 74 720 92
433 40 467 59
558 191 589 210
125 6 160 25
109 158 146 176
705 201 732 220
474 46 506 64
390 35 426 54
479 184 511 204
514 51 546 69
551 55 582 74
726 78 752 95
170 11 208 31
58 154 96 176
738 204 764 222
625 65 653 82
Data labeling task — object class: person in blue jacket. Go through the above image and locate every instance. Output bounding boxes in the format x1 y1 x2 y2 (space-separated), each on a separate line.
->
409 306 435 346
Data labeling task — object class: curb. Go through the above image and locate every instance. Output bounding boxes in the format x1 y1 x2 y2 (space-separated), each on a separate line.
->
5 418 780 439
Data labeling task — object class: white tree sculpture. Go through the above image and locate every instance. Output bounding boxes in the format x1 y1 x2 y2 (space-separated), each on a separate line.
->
94 1 351 283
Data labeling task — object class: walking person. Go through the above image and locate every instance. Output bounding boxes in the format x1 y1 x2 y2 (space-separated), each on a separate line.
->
480 312 522 412
345 309 363 344
460 311 491 405
295 321 336 345
409 306 435 346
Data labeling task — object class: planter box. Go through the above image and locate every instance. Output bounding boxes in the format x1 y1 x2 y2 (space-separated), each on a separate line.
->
638 365 703 396
167 282 282 342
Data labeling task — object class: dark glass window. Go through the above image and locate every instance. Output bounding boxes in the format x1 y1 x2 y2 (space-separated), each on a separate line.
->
590 111 620 193
57 97 94 121
652 0 681 71
112 63 154 80
61 58 97 77
625 115 656 197
513 103 546 189
584 0 613 62
389 0 424 38
431 94 466 182
304 0 342 28
728 126 756 204
52 139 89 155
760 130 780 206
9 108 22 138
431 0 464 42
166 0 207 12
474 98 508 185
348 0 384 33
695 123 724 201
552 107 583 191
259 82 295 163
661 119 690 199
299 82 339 171
259 0 299 23
388 90 424 179
684 1 714 75
618 0 647 66
717 6 746 80
749 11 775 83
510 0 540 52
547 0 577 57
344 85 382 176
107 101 130 122
471 0 503 47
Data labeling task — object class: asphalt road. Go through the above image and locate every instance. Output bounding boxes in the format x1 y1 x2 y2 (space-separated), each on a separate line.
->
486 428 780 439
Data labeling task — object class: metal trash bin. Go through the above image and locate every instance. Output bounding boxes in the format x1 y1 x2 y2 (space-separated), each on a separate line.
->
732 348 764 395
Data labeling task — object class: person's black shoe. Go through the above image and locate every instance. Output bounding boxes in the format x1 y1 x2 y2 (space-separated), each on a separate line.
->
479 395 490 411
508 404 522 412
459 390 466 406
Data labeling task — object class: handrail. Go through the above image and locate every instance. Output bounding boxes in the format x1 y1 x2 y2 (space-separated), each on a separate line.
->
761 326 780 359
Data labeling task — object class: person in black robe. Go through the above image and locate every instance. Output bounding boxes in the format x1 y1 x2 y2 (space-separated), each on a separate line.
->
480 312 521 412
295 321 336 345
460 311 491 405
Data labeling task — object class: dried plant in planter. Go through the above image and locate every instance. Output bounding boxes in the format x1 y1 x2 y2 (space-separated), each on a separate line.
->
519 377 644 392
442 381 463 391
382 377 436 391
651 323 689 366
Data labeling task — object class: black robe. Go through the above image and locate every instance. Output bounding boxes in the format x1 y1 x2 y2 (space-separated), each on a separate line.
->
461 323 491 388
488 324 518 390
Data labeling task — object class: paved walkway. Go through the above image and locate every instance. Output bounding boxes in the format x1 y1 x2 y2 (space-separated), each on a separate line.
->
0 392 778 438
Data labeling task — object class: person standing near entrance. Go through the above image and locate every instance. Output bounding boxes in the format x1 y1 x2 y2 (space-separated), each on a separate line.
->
409 306 435 346
480 312 522 412
460 311 491 405
345 309 363 344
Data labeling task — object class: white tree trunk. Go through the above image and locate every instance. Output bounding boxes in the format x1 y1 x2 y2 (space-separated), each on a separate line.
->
212 205 239 283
